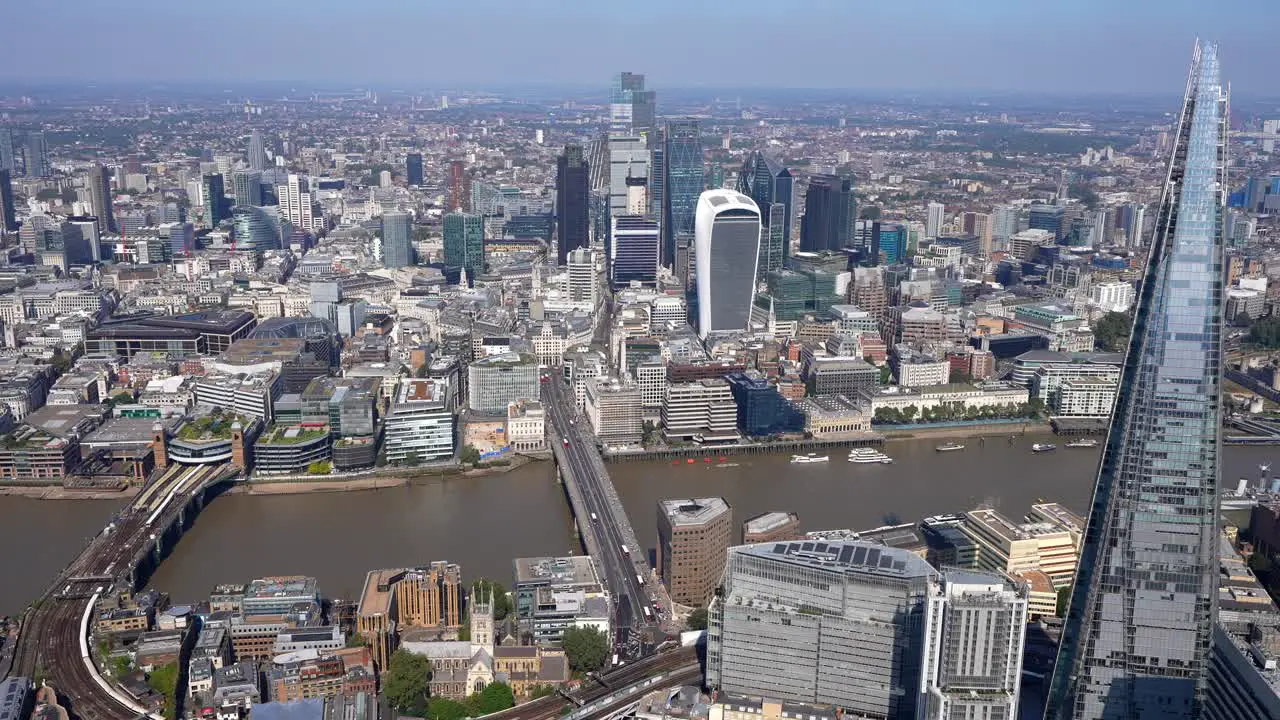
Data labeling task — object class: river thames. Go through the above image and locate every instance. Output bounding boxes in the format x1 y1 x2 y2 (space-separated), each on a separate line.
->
0 435 1273 615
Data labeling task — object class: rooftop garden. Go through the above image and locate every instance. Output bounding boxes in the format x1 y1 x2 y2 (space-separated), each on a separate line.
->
259 424 330 445
176 413 250 442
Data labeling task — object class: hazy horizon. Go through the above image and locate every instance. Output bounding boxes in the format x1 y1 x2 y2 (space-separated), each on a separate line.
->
6 0 1280 96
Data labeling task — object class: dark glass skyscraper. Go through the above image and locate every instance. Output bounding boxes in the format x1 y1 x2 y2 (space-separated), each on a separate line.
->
24 131 48 178
406 153 424 186
0 169 16 233
202 173 229 226
800 174 855 253
0 128 14 175
556 144 590 265
739 151 793 276
248 130 267 172
663 120 702 272
609 215 659 288
381 211 413 268
1045 41 1228 720
443 211 485 285
88 164 115 233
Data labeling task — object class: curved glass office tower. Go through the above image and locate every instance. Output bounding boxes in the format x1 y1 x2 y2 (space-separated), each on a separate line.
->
1045 41 1229 720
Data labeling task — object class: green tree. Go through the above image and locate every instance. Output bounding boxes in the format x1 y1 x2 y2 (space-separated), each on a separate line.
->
460 445 481 464
1056 585 1073 617
472 579 512 620
1249 316 1280 349
147 663 180 720
877 364 892 385
307 460 332 474
425 698 469 720
528 684 557 699
561 626 610 674
405 451 421 467
686 607 708 631
859 205 882 221
1093 311 1133 352
468 682 516 715
383 650 432 714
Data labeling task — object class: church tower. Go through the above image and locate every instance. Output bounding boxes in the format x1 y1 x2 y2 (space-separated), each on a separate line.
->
470 584 494 654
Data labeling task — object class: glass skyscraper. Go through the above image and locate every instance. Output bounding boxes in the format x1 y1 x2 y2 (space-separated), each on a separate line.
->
663 120 703 272
800 174 856 253
443 211 485 284
556 144 590 265
695 190 760 339
1045 41 1228 720
406 153 424 186
381 211 413 268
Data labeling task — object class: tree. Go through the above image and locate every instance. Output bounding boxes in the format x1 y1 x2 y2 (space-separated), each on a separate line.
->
1233 311 1254 328
1249 316 1280 349
1056 585 1073 617
306 460 332 474
147 663 180 720
686 608 708 631
425 698 469 720
877 364 892 385
472 579 512 620
468 682 516 715
859 206 882 221
528 684 557 699
405 451 421 467
383 650 432 714
1093 311 1133 352
561 626 610 674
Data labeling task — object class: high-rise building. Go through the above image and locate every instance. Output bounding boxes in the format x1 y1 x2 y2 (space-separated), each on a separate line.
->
277 174 316 231
695 190 761 339
202 174 229 227
920 572 1029 720
406 153 423 186
24 131 48 178
708 539 940 719
61 216 100 264
232 206 283 251
466 352 539 414
247 130 266 172
555 144 590 265
609 215 659 288
1029 203 1065 241
739 151 795 247
610 72 654 137
0 170 16 233
991 204 1020 251
664 120 703 273
381 211 413 268
657 497 732 607
566 248 598 306
925 201 946 238
443 212 484 284
87 164 115 233
799 175 855 253
447 161 469 212
607 137 648 235
1046 41 1229 720
231 170 263 208
0 128 13 174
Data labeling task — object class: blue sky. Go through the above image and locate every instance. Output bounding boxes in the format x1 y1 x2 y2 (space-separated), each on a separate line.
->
8 0 1279 95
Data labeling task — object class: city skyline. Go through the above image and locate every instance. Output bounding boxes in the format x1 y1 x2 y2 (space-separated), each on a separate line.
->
3 3 1280 95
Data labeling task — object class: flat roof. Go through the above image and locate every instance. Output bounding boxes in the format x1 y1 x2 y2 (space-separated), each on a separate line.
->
743 512 799 535
737 538 937 580
513 556 600 587
660 497 730 527
967 508 1072 543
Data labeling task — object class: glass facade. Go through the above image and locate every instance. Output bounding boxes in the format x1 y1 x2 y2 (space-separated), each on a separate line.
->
555 144 589 264
725 372 805 437
406 153 423 186
609 215 659 288
664 120 703 269
800 175 856 253
695 191 760 338
1046 42 1228 720
443 212 484 283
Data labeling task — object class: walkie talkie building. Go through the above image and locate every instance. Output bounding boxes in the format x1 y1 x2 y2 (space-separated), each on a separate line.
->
1045 41 1229 720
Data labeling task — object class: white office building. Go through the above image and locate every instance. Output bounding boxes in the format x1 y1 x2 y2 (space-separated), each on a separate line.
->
384 378 455 463
1088 281 1136 313
695 190 761 339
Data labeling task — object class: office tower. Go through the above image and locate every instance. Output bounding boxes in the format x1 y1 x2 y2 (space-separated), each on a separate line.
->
406 153 423 186
232 206 283 251
0 170 15 232
665 120 703 276
991 205 1020 251
649 131 666 232
381 211 414 268
925 201 946 238
231 170 263 208
447 160 469 212
23 132 48 178
1045 41 1228 720
277 174 316 231
86 164 115 233
610 72 654 137
609 215 659 288
566 248 598 306
695 190 761 338
708 539 940 719
467 352 539 413
657 497 731 607
739 151 794 274
1029 203 1065 241
158 222 194 258
61 216 100 264
443 211 484 284
799 174 855 253
247 130 266 172
202 174 229 226
556 144 590 265
920 572 1028 720
876 222 908 264
607 137 648 229
0 128 13 174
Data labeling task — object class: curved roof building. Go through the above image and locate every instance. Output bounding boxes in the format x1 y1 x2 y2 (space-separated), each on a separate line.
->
694 190 761 339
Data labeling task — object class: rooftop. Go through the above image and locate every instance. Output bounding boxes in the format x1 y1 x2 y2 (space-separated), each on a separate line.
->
513 556 601 588
245 575 319 601
737 538 938 580
258 423 329 445
967 508 1073 543
176 414 252 442
743 512 800 535
357 568 405 619
660 497 730 527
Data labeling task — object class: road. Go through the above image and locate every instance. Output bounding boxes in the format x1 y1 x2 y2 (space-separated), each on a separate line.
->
542 374 669 654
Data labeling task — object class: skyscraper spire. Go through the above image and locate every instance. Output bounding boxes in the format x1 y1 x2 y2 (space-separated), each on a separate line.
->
1044 40 1228 720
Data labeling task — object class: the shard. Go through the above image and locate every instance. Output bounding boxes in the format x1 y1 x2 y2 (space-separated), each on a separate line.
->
1045 41 1228 720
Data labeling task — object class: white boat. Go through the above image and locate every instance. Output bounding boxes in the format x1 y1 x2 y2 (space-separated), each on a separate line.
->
1065 438 1098 448
1032 443 1058 453
848 448 893 464
791 454 829 464
936 442 965 452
